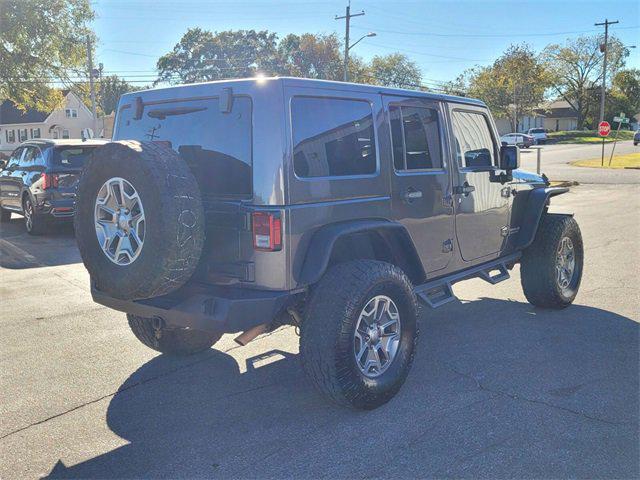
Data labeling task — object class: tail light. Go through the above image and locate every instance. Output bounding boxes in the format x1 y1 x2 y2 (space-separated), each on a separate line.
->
252 212 282 251
42 173 59 190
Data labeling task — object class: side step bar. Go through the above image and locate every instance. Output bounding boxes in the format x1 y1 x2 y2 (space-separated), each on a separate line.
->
415 252 521 308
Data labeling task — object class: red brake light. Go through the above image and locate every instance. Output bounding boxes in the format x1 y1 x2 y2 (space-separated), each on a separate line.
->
42 173 59 190
252 212 282 251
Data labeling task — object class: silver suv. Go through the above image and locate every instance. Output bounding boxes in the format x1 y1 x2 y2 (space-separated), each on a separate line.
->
74 77 584 409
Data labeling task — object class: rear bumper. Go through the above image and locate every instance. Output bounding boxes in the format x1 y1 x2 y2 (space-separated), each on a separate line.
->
91 282 300 334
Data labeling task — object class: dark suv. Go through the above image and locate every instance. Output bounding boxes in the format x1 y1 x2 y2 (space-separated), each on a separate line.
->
73 78 584 409
0 139 107 234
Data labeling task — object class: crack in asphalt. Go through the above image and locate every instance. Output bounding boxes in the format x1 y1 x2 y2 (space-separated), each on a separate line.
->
438 361 625 427
0 328 294 442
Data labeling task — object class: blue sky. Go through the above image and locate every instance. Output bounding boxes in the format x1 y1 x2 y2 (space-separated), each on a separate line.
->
93 0 639 89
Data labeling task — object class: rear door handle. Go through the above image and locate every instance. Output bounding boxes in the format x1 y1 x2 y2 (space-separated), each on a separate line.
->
453 182 475 196
402 187 423 203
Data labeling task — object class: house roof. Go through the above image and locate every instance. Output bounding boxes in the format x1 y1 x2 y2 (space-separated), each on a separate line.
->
535 99 578 119
0 90 72 125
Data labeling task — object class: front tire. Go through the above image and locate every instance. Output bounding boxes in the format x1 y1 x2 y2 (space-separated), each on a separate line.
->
521 214 584 308
300 260 419 410
127 314 221 355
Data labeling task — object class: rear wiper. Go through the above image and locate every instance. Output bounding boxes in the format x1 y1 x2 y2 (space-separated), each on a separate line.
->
147 106 207 120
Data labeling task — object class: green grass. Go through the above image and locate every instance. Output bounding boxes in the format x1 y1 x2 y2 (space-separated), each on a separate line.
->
548 130 635 144
571 152 640 169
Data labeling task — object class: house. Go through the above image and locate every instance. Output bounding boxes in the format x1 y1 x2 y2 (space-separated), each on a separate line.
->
535 100 578 132
0 90 96 156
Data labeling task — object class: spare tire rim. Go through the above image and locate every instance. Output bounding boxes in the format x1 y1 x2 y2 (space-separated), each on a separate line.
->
353 295 401 378
94 177 145 265
555 236 575 291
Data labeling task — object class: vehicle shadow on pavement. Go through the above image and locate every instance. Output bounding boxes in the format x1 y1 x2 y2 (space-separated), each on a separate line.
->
45 299 639 479
0 218 80 269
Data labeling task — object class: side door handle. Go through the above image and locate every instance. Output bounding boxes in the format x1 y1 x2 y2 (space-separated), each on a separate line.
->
453 182 475 196
402 187 423 204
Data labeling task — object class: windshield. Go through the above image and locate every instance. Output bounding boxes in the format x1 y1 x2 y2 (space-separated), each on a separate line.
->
52 146 97 168
530 128 545 134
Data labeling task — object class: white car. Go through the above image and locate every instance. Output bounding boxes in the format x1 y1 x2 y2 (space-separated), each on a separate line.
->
501 133 534 148
527 128 548 144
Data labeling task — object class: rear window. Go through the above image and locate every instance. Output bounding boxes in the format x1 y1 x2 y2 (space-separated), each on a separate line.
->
529 128 545 134
52 147 96 167
291 97 376 178
115 96 252 197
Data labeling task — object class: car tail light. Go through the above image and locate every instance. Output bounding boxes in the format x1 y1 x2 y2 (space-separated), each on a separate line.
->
42 173 59 190
252 212 282 251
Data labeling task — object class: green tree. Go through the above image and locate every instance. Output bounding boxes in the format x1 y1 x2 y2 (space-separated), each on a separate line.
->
0 0 95 111
542 35 628 129
155 28 280 84
367 53 422 89
466 44 550 131
277 33 343 80
606 68 640 124
99 75 139 115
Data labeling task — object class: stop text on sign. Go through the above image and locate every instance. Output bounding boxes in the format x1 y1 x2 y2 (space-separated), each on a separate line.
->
598 121 611 137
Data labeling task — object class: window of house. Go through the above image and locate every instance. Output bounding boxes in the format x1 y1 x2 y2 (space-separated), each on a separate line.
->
18 129 28 142
6 130 16 143
291 97 377 178
65 108 78 118
451 110 496 168
31 128 41 139
62 129 70 139
389 105 442 171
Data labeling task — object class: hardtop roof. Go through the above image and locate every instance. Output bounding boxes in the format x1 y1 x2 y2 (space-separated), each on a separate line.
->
121 76 485 108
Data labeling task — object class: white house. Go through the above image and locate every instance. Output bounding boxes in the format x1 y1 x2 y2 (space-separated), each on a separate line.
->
0 90 96 157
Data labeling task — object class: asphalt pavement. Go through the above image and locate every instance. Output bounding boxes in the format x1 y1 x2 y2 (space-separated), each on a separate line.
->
520 140 639 184
0 177 638 478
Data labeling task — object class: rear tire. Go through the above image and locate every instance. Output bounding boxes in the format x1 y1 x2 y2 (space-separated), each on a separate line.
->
23 196 47 235
300 260 419 410
127 314 221 355
520 214 583 308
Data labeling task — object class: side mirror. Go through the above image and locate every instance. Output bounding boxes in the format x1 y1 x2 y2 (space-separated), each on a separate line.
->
499 145 520 171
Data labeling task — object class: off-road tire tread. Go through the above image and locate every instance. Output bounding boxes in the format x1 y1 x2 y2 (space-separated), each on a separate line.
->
75 140 204 300
300 260 418 409
127 314 221 355
520 214 583 308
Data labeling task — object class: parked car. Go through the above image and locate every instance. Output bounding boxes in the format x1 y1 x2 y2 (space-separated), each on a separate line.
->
500 132 534 148
527 128 548 144
634 130 639 146
0 139 108 234
73 78 583 410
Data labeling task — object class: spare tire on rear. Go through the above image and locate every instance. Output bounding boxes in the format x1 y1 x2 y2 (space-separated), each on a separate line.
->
75 140 205 301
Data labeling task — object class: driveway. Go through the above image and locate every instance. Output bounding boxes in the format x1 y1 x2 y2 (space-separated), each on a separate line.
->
0 184 638 479
520 140 640 184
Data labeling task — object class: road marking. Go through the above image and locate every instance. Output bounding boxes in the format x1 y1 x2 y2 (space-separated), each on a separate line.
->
0 238 44 267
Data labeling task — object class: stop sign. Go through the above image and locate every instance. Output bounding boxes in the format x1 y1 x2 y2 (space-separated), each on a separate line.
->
598 121 611 137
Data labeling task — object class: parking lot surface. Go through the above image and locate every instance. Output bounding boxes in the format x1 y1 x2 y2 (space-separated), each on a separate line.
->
0 183 638 479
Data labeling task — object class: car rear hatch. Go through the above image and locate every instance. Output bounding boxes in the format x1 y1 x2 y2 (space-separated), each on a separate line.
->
49 146 96 194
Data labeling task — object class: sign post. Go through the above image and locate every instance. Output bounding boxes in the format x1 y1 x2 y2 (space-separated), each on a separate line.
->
608 113 629 166
598 121 611 166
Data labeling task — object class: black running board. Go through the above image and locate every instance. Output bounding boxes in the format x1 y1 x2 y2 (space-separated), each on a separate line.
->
414 252 521 308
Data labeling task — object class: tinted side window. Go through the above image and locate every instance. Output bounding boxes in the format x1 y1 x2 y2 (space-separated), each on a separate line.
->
7 148 23 168
389 105 442 170
451 110 495 168
115 96 253 196
292 97 376 178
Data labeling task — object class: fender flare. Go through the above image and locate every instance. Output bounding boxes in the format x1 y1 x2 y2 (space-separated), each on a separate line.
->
296 219 424 285
514 187 571 249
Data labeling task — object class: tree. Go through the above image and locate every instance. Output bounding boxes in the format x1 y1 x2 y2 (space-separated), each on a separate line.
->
367 53 422 89
99 75 139 115
0 0 95 111
542 35 628 129
277 33 344 80
465 44 550 131
606 68 640 123
156 28 280 84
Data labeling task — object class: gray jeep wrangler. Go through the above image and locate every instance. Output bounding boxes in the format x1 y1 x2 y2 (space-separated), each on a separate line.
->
74 77 583 409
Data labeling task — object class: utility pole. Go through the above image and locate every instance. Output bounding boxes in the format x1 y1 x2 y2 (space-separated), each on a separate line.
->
595 19 619 123
86 36 98 137
335 1 364 82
